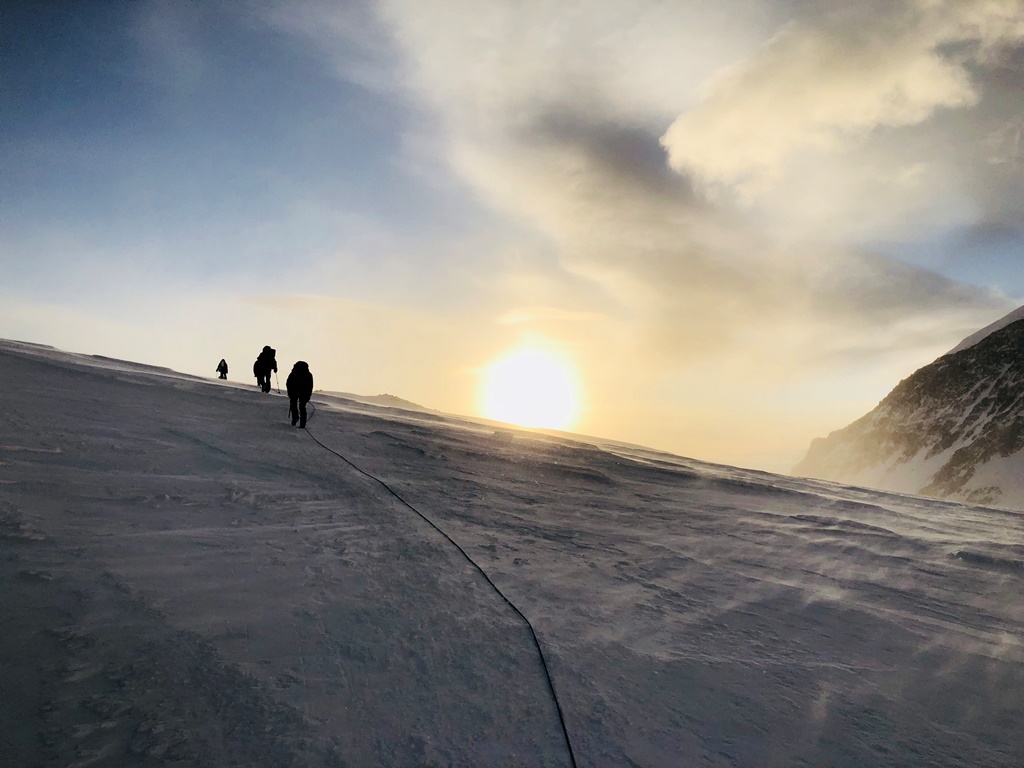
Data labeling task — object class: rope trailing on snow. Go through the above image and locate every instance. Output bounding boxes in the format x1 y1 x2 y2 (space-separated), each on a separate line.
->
300 401 579 768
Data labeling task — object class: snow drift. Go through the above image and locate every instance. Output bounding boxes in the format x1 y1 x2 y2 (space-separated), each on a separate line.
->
3 338 1024 767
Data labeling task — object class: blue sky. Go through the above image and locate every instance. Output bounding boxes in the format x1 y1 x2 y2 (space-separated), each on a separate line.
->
4 1 1024 472
4 3 460 286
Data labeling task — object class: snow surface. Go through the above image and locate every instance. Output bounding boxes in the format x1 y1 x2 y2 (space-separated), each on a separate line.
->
3 338 1024 767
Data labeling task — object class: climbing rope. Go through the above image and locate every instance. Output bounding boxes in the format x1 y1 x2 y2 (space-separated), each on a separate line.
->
299 401 579 768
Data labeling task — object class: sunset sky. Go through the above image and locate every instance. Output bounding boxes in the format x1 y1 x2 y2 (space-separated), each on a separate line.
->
4 1 1024 472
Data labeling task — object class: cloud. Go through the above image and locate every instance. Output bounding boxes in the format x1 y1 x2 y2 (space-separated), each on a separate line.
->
376 0 771 129
357 1 1015 372
661 0 1024 201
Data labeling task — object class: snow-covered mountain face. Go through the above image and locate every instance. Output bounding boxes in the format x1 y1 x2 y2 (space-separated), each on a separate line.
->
795 317 1024 509
4 339 1024 766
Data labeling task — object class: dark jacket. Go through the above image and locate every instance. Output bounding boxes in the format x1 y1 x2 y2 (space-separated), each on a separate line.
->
253 346 277 376
216 359 228 375
286 361 314 401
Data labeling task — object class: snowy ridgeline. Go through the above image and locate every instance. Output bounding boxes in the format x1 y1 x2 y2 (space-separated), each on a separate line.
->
2 338 1024 767
795 316 1024 509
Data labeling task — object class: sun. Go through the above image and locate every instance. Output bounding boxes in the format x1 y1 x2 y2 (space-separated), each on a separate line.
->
479 347 581 430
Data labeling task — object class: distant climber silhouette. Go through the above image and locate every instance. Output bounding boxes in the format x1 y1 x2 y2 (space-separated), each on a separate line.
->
216 359 228 380
253 346 277 393
286 361 313 428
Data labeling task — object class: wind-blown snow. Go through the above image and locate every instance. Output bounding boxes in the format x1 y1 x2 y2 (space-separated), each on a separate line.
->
3 339 1024 767
949 304 1024 354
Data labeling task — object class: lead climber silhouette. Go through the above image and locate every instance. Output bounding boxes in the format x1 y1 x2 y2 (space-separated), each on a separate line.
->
286 361 314 428
253 346 277 393
216 359 228 380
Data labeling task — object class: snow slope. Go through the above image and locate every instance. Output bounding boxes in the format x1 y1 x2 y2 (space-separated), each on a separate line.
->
3 338 1024 767
318 391 435 414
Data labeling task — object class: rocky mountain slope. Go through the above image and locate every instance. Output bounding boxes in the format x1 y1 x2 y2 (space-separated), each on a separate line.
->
794 315 1024 508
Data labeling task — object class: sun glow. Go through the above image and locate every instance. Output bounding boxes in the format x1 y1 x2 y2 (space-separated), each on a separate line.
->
480 348 581 430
